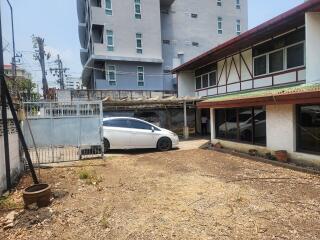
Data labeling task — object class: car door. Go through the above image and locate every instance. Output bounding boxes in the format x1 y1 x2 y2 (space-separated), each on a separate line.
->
127 119 158 148
103 119 132 149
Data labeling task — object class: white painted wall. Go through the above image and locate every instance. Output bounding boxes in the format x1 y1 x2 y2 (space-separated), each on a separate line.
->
266 104 296 153
0 133 22 194
306 12 320 83
177 71 195 97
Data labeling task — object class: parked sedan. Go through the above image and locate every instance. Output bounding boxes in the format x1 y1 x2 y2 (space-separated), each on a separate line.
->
103 117 179 151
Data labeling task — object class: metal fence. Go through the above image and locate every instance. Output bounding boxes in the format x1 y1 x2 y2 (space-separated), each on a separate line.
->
22 101 103 164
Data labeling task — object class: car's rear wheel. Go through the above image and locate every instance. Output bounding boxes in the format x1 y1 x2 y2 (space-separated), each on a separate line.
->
157 137 172 152
104 139 110 153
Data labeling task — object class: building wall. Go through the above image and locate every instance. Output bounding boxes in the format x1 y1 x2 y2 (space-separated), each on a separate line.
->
178 32 307 98
0 122 23 194
91 0 163 61
161 0 248 90
177 71 194 97
306 12 320 83
79 0 248 91
95 61 163 90
266 104 296 152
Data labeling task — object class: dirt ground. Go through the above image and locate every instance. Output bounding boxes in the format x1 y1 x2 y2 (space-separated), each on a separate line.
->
1 148 320 240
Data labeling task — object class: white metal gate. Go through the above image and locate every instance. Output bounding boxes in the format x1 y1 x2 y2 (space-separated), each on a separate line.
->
22 101 104 164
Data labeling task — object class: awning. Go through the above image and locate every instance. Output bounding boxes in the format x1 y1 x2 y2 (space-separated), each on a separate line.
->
197 83 320 109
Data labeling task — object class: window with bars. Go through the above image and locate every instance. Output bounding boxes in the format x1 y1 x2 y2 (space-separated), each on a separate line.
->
107 65 116 86
236 0 240 9
137 66 144 87
236 19 241 35
106 30 114 51
105 0 112 15
217 17 223 34
136 33 143 54
135 0 142 19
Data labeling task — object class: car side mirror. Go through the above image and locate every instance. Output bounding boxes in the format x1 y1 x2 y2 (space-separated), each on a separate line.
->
151 126 155 132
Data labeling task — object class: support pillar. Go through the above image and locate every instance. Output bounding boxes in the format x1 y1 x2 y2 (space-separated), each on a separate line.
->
210 108 215 142
183 101 189 140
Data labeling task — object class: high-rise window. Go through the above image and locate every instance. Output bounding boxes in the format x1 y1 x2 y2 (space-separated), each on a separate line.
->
217 0 222 7
236 0 240 9
135 0 142 19
106 30 114 51
236 19 241 35
136 33 143 54
105 0 112 15
107 65 116 86
217 17 223 34
137 66 144 87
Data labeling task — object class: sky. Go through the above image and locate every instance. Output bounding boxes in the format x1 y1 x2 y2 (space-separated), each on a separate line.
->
1 0 304 89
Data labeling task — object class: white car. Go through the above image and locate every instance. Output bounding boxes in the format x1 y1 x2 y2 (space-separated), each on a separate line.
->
103 117 179 151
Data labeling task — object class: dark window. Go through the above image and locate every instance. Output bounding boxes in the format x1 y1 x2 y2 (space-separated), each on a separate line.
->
216 109 227 139
195 63 217 77
215 107 266 146
129 120 152 130
287 43 304 69
253 28 305 57
253 107 266 145
269 49 284 73
191 13 198 18
226 109 238 140
163 40 170 45
297 105 320 154
202 75 209 88
196 77 202 89
254 55 267 76
239 108 253 143
192 42 199 47
104 119 130 128
209 72 217 86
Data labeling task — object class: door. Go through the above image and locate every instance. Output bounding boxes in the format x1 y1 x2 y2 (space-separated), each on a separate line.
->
103 119 132 149
127 119 157 148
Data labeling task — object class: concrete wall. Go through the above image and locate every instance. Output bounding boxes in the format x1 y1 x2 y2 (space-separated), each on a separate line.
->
266 104 296 152
177 71 194 97
0 131 22 194
306 12 320 83
162 0 248 90
92 0 163 61
95 61 163 90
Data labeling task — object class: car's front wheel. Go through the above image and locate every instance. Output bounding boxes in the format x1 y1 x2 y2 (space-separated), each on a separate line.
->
104 139 110 153
157 137 172 152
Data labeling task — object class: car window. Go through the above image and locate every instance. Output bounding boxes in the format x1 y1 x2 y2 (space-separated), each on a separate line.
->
128 120 152 130
104 119 130 128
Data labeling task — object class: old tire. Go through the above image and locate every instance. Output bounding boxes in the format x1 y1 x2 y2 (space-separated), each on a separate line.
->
104 139 110 153
157 137 172 152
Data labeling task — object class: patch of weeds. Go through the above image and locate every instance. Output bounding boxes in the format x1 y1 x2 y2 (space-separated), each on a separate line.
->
79 169 90 180
0 196 23 210
79 168 103 185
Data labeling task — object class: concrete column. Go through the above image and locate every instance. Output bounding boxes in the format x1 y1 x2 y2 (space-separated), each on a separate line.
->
183 101 189 139
266 104 296 153
306 12 320 83
210 108 215 142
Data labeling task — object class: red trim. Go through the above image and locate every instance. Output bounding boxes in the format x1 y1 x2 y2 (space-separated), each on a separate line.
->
172 0 320 73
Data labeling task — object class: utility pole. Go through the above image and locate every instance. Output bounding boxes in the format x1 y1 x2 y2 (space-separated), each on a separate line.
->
32 36 50 98
50 54 69 90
